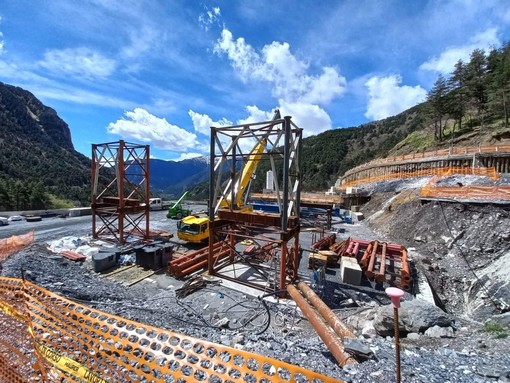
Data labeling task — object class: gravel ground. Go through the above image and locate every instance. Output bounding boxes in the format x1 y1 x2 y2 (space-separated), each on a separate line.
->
1 202 510 382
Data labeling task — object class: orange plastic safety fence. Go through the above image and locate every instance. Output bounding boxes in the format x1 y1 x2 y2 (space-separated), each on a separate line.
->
340 166 499 190
420 184 510 201
0 277 345 383
345 144 510 175
0 231 35 261
0 279 44 383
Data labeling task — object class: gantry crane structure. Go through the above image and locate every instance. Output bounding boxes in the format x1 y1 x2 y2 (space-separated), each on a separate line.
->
207 111 303 293
91 140 150 244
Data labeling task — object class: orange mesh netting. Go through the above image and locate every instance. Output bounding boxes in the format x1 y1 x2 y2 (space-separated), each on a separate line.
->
0 277 345 383
420 184 510 201
345 144 510 174
0 231 35 261
340 166 499 190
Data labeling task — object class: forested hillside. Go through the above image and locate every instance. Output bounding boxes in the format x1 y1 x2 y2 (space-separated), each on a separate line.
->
0 82 92 210
393 42 510 154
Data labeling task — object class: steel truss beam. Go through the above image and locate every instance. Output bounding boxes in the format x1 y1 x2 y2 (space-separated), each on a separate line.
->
207 113 303 294
91 140 150 244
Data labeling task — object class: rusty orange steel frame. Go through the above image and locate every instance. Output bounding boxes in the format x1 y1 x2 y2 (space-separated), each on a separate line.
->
91 140 150 244
0 277 345 383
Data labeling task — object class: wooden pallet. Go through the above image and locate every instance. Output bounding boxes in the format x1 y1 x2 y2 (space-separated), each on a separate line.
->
308 250 339 269
103 265 161 286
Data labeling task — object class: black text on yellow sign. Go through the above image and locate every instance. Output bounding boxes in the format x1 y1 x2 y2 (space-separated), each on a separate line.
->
35 342 110 383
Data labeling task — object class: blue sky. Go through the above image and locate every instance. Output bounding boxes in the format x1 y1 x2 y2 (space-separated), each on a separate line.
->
0 1 509 161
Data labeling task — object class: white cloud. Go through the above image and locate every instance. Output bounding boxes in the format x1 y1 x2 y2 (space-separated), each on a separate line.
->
0 60 132 108
237 105 276 125
215 29 346 105
0 17 5 55
420 28 501 74
364 75 426 120
237 102 331 138
188 110 232 135
278 100 332 137
199 6 221 31
147 98 176 115
35 86 133 108
107 108 197 151
39 47 116 79
121 26 158 60
213 28 347 138
0 60 47 83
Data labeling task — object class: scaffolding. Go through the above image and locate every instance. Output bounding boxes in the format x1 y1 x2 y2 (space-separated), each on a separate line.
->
91 140 150 244
207 113 303 294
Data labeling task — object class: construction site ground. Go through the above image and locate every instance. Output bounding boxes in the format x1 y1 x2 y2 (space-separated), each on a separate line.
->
1 195 510 382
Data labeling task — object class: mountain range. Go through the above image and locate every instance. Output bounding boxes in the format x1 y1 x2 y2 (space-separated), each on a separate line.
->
149 157 210 196
2 42 510 208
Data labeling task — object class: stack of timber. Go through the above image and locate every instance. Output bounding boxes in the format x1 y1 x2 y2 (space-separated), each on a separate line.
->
309 250 339 269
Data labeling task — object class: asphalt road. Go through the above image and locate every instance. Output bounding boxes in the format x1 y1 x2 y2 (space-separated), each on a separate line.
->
0 205 207 243
0 215 91 241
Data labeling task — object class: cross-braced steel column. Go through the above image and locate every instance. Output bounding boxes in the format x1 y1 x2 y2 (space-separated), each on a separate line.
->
91 140 150 244
207 112 303 293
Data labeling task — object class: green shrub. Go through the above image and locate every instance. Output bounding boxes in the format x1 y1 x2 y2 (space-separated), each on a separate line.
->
483 320 509 339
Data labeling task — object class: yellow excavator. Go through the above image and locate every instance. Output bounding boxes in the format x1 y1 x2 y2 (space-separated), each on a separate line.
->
176 137 267 243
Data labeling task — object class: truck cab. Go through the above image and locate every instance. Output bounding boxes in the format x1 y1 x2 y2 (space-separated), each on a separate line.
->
149 198 162 210
148 198 171 210
177 214 209 243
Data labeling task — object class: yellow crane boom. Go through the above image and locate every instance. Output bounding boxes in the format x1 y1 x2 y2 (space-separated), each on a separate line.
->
220 138 267 210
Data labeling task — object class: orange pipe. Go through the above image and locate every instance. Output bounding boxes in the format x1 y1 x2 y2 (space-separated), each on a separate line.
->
366 241 378 279
360 243 373 269
297 282 355 339
376 243 387 283
287 285 356 367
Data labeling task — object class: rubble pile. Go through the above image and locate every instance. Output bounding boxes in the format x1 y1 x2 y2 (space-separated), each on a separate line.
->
362 182 510 319
1 187 510 382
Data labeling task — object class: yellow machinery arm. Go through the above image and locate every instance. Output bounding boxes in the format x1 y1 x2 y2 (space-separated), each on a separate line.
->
220 138 267 209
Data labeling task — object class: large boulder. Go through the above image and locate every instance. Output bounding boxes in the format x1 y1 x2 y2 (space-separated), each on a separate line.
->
373 299 453 336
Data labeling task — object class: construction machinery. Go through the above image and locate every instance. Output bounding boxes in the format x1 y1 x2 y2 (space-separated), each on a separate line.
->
167 191 192 219
176 213 210 243
176 137 267 243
